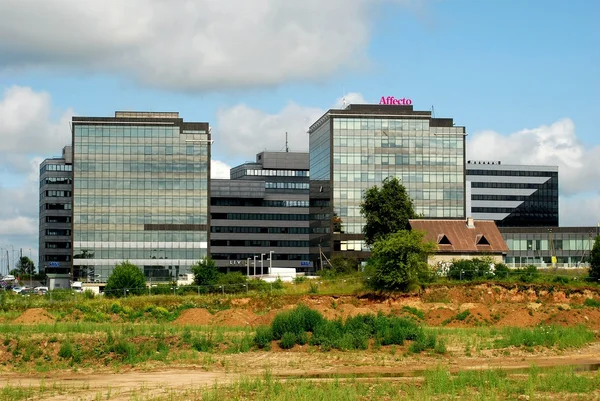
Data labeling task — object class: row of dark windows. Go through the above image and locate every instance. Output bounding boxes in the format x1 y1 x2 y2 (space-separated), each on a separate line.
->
211 226 310 234
41 177 72 186
211 253 310 261
45 242 71 249
43 255 71 262
211 240 309 247
40 164 72 173
211 199 309 207
467 169 557 177
211 213 309 221
45 216 72 223
42 203 72 211
45 229 71 236
472 195 527 201
471 182 556 190
472 207 558 214
265 182 310 190
43 190 72 198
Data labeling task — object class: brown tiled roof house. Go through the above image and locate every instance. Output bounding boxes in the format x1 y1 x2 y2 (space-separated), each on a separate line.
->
409 217 508 265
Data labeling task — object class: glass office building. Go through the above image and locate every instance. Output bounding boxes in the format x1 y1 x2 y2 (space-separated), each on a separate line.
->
309 104 466 262
71 112 210 281
211 152 311 273
39 146 73 276
466 160 558 227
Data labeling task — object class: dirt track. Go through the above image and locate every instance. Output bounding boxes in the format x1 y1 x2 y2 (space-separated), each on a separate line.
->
4 284 600 400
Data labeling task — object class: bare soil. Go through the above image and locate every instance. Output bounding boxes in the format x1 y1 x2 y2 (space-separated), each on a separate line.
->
6 284 600 400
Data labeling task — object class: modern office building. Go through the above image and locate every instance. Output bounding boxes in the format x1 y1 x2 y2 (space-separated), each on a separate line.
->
309 103 466 263
39 146 73 276
499 226 599 268
71 112 211 281
466 160 558 227
210 152 312 273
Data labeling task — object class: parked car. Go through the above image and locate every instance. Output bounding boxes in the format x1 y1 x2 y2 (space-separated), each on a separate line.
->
12 286 24 294
35 286 49 295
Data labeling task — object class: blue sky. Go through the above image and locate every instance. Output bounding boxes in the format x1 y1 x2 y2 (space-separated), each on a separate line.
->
0 0 598 267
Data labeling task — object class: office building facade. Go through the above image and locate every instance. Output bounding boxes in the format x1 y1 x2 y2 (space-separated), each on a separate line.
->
39 146 73 275
309 104 466 262
210 152 312 273
466 161 558 227
71 112 211 281
500 226 599 268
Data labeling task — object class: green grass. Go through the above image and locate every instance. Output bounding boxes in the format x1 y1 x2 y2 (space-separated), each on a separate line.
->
127 366 600 401
493 325 595 349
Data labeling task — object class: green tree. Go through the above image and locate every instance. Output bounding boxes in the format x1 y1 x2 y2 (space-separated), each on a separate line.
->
16 256 35 275
365 230 436 292
328 255 359 275
360 176 418 245
590 235 600 281
104 261 146 297
192 258 221 287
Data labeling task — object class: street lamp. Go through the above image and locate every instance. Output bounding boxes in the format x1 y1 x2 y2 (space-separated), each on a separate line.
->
246 257 251 277
269 251 275 275
29 248 32 289
260 253 265 275
253 255 257 276
5 245 14 273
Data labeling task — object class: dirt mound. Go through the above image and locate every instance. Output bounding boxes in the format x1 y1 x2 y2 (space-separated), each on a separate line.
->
212 309 257 327
13 308 55 324
174 308 213 325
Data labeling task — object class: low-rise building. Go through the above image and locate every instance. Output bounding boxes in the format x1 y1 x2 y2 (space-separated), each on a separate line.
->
410 218 508 265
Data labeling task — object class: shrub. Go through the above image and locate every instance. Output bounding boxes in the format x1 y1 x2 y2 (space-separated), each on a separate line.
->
584 298 600 308
192 258 221 287
104 261 146 297
271 304 324 340
409 333 437 353
192 335 215 352
58 342 73 359
254 326 274 349
280 332 297 349
217 272 248 293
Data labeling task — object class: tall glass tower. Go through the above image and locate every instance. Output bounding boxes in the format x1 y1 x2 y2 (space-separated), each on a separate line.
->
71 112 211 281
309 104 466 263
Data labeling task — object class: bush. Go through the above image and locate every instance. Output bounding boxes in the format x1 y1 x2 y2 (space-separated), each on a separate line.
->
583 298 600 308
217 272 248 293
254 326 274 349
271 304 324 340
280 332 297 349
447 258 495 281
104 261 146 297
192 258 220 287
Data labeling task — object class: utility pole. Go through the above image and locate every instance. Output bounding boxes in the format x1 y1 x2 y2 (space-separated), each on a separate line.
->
260 253 265 275
269 251 274 275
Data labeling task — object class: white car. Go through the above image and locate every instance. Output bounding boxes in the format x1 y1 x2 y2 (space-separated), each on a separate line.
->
12 286 28 294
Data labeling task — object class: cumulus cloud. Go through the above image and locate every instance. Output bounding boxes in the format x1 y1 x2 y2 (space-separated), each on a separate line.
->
468 119 600 196
0 86 72 271
0 0 418 91
0 86 73 172
211 160 231 179
215 102 323 158
333 92 367 109
468 119 600 226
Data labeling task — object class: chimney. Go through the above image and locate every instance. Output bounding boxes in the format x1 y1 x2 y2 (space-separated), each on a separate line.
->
467 217 475 228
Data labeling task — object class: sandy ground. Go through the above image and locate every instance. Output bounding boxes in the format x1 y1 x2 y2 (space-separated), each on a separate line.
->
3 284 600 400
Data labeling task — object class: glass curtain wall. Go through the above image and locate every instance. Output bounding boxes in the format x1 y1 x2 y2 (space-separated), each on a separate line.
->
72 121 210 281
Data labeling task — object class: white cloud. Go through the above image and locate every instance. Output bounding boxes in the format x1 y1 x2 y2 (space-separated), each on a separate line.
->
468 118 600 196
211 160 231 179
560 196 600 227
333 92 367 109
0 86 73 171
468 119 600 226
215 102 323 158
0 86 72 271
0 0 418 91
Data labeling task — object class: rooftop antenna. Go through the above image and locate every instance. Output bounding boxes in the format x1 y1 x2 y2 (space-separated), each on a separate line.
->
285 132 289 152
431 105 436 118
